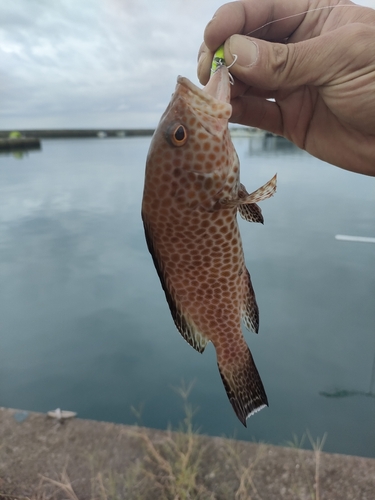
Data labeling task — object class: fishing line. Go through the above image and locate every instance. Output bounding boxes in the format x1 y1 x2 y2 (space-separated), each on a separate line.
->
222 5 366 84
212 5 366 83
246 4 366 36
369 337 375 395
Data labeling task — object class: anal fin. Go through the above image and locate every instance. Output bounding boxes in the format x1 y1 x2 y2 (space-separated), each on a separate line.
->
242 268 259 333
171 306 209 353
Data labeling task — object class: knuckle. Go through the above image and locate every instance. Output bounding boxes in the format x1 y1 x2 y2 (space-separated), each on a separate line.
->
267 43 295 88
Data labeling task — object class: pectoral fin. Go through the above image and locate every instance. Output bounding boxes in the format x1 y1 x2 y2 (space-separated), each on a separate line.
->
222 175 277 210
240 174 277 204
142 215 209 353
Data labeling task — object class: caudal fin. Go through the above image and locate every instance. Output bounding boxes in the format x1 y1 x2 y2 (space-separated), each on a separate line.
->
218 346 268 426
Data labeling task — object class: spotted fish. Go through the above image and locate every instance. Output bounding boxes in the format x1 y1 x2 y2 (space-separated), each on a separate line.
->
141 65 276 426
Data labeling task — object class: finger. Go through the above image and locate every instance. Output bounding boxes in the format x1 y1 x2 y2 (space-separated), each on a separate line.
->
243 87 277 99
230 95 283 136
204 0 312 51
204 1 246 51
197 42 214 85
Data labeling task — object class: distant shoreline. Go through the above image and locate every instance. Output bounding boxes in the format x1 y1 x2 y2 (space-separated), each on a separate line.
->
0 127 273 140
0 129 155 139
0 128 275 152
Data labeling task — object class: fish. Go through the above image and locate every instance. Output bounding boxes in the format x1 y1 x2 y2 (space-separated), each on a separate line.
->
141 65 276 426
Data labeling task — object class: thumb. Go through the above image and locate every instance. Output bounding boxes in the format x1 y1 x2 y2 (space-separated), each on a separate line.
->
224 25 372 90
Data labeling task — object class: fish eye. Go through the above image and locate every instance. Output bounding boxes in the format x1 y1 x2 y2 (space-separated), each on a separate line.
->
168 124 188 147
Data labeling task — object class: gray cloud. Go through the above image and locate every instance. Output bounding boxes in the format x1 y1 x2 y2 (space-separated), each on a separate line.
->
1 0 374 129
0 0 221 128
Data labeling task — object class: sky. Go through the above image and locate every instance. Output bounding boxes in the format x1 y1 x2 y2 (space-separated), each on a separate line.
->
1 0 375 130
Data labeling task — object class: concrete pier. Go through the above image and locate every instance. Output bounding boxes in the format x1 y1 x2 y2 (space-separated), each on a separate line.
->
0 407 374 499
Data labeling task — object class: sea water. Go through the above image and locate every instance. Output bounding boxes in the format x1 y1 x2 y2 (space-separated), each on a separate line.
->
0 136 374 457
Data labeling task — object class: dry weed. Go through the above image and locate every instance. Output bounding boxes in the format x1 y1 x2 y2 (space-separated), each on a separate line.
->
0 385 328 500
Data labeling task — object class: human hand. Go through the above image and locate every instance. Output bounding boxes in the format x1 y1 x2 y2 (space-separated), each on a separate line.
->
198 0 375 175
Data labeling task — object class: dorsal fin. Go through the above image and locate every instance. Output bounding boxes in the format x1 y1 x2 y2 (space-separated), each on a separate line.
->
142 215 209 353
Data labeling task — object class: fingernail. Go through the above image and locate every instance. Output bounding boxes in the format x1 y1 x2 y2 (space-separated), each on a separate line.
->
229 35 259 67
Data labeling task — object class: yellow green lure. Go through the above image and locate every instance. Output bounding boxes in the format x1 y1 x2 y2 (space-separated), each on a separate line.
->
210 44 226 75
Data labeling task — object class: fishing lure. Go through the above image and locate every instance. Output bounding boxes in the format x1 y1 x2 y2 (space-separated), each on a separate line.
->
211 44 226 75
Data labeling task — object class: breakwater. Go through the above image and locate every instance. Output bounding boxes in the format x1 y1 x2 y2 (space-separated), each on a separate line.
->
0 137 41 150
0 128 155 139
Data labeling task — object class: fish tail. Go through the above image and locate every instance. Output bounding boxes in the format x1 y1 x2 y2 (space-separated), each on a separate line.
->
217 343 268 426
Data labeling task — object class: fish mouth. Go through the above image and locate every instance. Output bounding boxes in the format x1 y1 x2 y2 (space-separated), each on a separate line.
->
203 65 231 103
176 66 232 120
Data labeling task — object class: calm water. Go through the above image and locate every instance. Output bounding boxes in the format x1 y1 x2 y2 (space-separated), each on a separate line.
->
1 136 374 457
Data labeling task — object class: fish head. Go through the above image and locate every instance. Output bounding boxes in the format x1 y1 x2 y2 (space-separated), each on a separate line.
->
146 65 234 174
172 64 232 139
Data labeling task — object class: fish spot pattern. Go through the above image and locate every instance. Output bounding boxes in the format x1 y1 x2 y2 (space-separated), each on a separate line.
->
142 68 275 426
